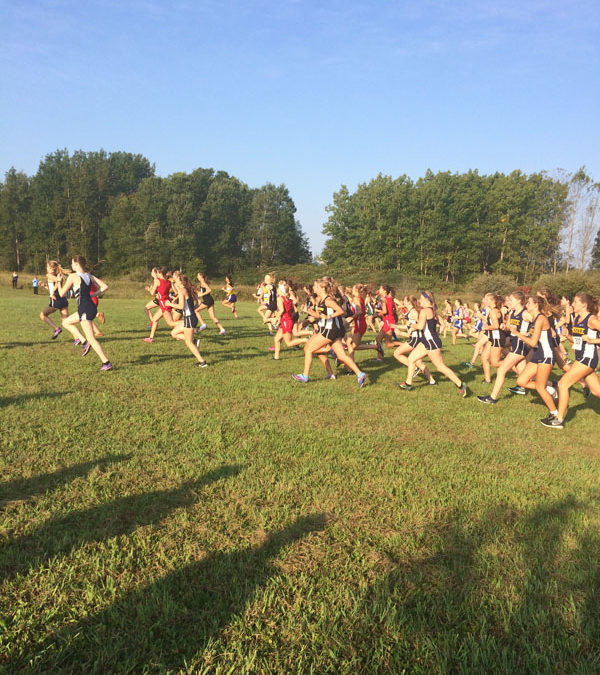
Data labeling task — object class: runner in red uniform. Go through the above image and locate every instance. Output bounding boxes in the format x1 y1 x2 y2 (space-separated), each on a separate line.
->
271 280 309 359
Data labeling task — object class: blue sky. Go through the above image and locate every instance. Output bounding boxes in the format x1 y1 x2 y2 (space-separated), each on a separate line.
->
1 0 599 254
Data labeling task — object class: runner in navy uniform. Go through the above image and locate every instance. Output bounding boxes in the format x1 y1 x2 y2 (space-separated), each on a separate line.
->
196 273 226 335
39 260 70 339
397 291 468 396
57 255 113 370
478 291 531 404
510 295 557 422
545 293 600 428
293 278 367 386
168 274 208 367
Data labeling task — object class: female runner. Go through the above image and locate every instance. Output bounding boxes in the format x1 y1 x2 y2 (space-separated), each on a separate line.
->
144 268 178 342
39 260 70 339
143 268 160 326
480 293 504 384
478 291 531 404
167 274 208 367
451 299 465 345
196 273 226 335
392 295 435 385
271 280 309 359
543 293 600 428
257 274 277 332
375 285 402 351
463 301 488 367
221 275 239 318
346 284 382 360
509 295 558 422
293 278 367 386
57 255 113 370
397 291 468 395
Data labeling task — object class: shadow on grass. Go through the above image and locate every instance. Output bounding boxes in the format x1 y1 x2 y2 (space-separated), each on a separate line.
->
6 512 326 673
0 453 131 510
0 464 242 583
0 390 72 410
349 496 600 672
0 341 38 350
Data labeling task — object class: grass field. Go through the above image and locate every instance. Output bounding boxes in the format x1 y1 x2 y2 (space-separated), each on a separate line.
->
1 287 600 674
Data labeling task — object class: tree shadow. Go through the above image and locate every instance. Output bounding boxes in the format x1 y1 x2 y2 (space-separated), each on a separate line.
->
0 390 73 410
0 453 131 510
349 496 600 672
6 512 326 673
0 464 242 582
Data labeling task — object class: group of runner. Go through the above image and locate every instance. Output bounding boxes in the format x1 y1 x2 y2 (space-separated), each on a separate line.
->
36 259 599 428
255 274 599 429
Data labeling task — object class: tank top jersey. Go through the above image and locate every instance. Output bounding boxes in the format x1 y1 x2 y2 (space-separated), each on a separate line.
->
407 308 422 347
352 297 367 334
199 286 215 307
48 279 68 309
487 309 502 345
317 297 344 336
384 296 396 321
279 296 294 333
420 311 442 350
183 295 198 329
571 313 598 368
76 273 97 321
530 315 555 364
508 309 530 355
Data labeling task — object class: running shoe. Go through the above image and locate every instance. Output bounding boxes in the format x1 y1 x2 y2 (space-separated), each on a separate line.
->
195 339 201 349
508 385 526 395
428 379 437 386
481 378 491 384
376 341 384 360
198 324 207 332
95 332 103 337
98 312 105 324
196 360 208 368
292 373 309 383
477 395 497 404
326 374 336 380
73 339 81 346
219 328 226 335
100 361 113 371
540 416 563 429
268 346 275 352
583 384 591 399
357 372 367 388
52 327 62 339
413 366 420 378
81 341 91 357
395 381 412 391
459 382 469 398
462 361 475 368
143 337 153 343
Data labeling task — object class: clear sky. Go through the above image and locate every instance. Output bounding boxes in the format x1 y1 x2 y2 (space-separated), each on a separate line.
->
2 0 599 254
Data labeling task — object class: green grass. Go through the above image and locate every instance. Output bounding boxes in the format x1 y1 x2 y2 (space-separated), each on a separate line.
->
1 287 600 674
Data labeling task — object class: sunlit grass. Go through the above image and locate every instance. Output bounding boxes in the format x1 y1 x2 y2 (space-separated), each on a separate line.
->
1 288 599 673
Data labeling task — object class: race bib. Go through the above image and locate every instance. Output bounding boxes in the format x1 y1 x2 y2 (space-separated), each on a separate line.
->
573 336 583 350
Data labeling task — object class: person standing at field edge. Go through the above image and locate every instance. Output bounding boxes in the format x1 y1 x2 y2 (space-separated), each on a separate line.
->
32 276 39 294
12 270 18 288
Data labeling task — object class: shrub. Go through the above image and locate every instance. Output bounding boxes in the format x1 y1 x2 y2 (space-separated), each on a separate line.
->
465 273 518 297
532 271 600 299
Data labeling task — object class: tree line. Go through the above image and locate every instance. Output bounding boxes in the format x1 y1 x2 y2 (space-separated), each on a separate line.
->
0 149 311 275
322 169 600 283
